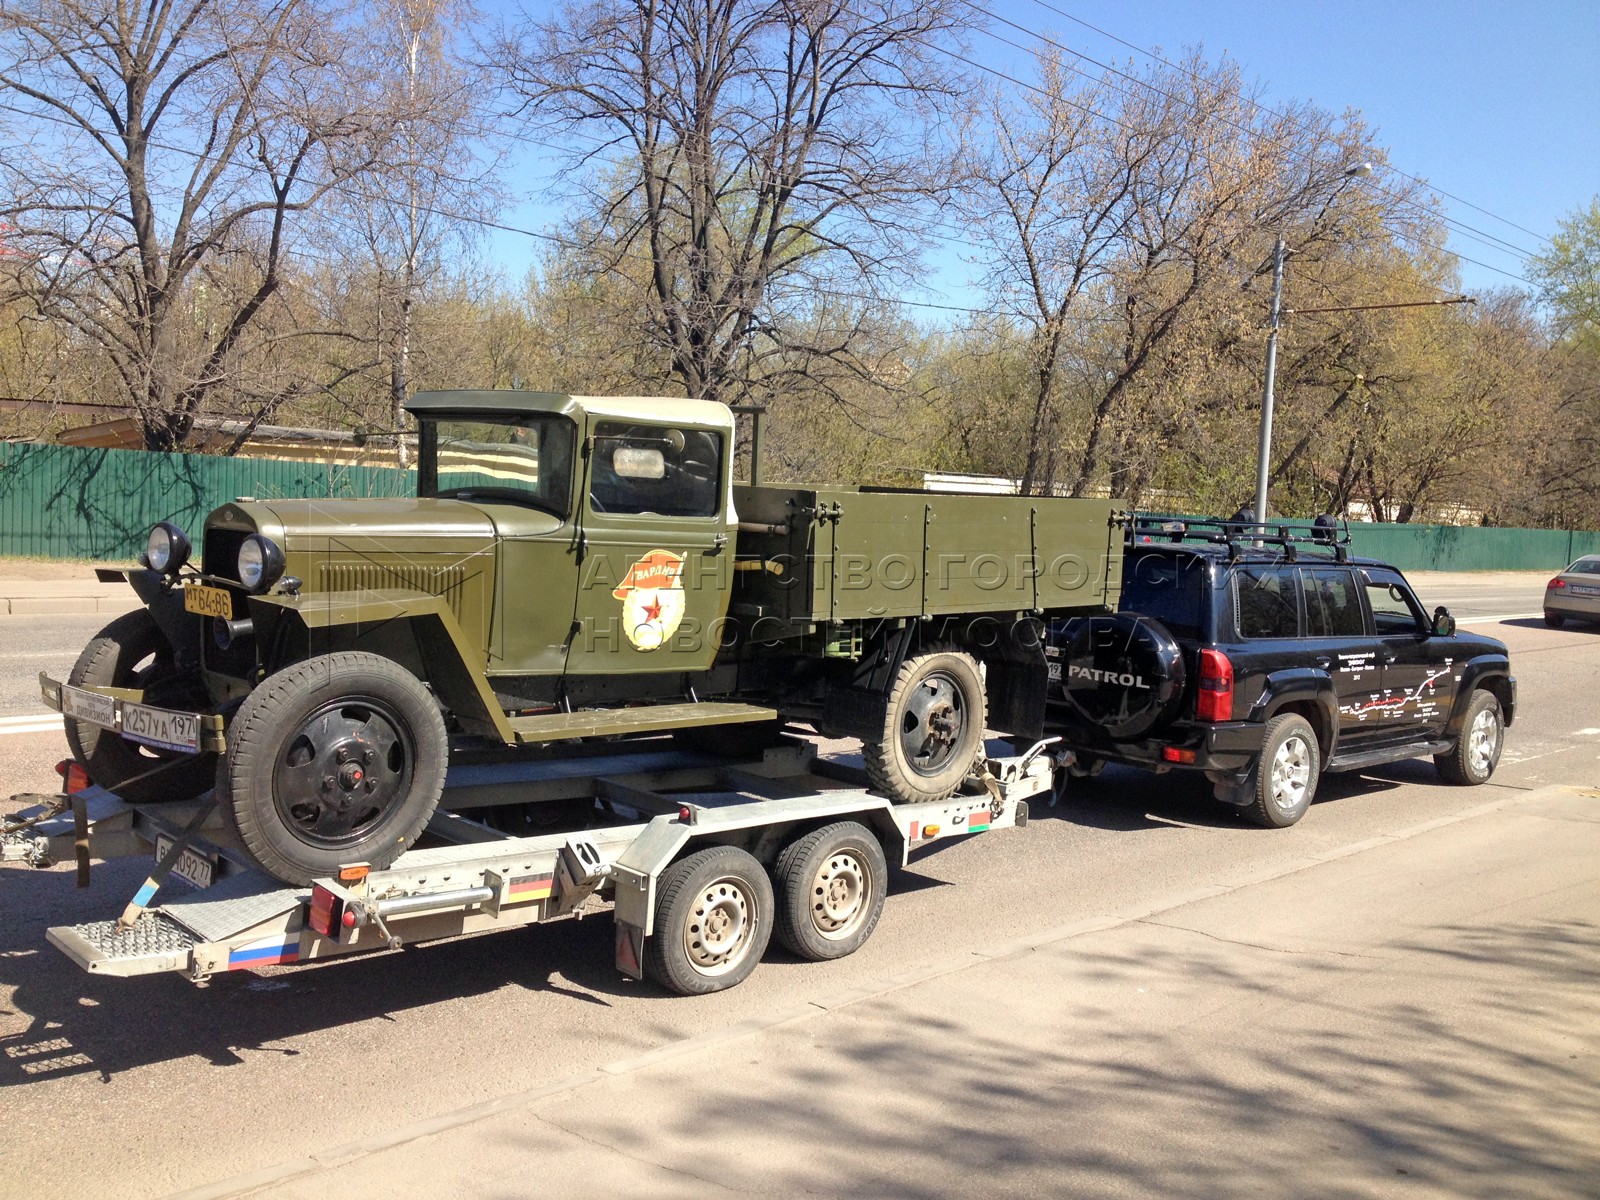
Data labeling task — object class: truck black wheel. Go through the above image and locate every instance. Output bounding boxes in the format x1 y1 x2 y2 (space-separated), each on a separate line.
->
1234 713 1320 828
644 845 773 995
864 647 986 804
1435 690 1503 785
773 822 888 961
65 609 213 803
218 653 448 885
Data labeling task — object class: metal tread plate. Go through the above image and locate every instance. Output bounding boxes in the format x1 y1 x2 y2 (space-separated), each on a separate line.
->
47 912 195 976
157 870 304 943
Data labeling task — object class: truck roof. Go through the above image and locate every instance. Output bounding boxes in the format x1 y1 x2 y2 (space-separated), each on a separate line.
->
407 390 735 431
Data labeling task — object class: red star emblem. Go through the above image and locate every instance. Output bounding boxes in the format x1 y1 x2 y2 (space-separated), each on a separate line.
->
643 595 662 622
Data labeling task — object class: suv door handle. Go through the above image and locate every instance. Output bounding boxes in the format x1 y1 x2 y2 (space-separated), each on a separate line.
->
1315 656 1331 670
1380 651 1397 665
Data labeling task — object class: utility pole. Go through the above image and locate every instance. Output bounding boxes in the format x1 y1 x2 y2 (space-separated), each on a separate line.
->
1252 232 1287 525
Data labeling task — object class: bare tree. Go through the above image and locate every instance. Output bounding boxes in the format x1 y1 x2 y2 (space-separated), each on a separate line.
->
964 48 1407 497
0 0 390 449
497 0 968 403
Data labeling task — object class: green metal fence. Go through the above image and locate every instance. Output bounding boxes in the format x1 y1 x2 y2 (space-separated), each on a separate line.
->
0 442 415 560
3 440 1598 569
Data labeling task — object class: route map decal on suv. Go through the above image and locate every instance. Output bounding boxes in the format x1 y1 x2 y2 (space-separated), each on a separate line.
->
1043 516 1517 828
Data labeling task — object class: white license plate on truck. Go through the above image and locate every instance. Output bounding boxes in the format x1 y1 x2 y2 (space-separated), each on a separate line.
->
121 702 200 752
155 836 215 889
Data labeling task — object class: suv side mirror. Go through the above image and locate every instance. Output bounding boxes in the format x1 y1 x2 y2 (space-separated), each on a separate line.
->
1431 606 1456 637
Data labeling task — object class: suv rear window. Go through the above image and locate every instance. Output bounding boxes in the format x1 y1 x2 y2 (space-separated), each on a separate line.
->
1234 565 1300 638
1121 552 1207 640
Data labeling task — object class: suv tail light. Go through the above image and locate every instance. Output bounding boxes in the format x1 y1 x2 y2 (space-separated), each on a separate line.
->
1196 649 1233 722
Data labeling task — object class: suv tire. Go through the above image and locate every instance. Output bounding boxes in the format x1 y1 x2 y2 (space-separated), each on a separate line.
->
1435 689 1503 785
1231 713 1320 828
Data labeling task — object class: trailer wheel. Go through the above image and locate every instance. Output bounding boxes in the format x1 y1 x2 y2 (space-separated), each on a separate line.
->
773 822 887 961
218 652 448 885
864 647 986 804
65 609 214 803
645 845 773 995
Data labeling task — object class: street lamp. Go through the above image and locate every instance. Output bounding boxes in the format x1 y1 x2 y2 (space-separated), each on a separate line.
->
1251 162 1374 523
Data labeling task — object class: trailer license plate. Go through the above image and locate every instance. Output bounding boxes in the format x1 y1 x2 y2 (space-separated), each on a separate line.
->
60 684 117 729
156 836 215 889
184 583 232 619
1047 661 1062 681
121 703 201 752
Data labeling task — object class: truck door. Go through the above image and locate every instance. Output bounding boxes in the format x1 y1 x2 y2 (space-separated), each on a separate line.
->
1359 567 1457 741
567 418 733 676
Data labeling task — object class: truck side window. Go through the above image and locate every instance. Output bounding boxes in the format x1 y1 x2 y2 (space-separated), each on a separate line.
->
590 422 723 518
1363 569 1426 635
1235 565 1300 638
1303 567 1365 637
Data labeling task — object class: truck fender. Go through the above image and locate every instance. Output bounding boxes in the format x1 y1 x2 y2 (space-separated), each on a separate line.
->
126 568 206 675
246 589 513 742
1445 658 1515 734
1250 669 1339 758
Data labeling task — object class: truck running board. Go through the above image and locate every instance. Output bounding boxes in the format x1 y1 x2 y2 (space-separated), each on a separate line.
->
506 701 777 744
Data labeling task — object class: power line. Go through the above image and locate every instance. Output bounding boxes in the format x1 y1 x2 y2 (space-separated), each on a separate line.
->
952 6 1535 288
1015 0 1553 247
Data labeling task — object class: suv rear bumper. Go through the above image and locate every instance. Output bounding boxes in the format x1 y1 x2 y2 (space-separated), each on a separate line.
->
1045 715 1262 773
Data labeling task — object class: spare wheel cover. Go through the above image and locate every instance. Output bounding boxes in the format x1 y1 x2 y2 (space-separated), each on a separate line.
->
1060 613 1186 738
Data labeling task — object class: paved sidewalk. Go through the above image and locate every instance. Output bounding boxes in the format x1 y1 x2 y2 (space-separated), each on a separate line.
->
171 784 1600 1200
0 577 141 617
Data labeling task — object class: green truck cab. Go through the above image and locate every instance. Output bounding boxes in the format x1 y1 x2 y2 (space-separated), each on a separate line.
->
46 391 1121 883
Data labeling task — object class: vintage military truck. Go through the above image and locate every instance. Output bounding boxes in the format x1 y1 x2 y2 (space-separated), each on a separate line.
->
44 391 1120 883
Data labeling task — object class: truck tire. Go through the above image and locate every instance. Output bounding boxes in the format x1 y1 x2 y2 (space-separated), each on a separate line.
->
863 647 986 805
773 822 888 961
217 652 448 885
1227 713 1320 828
65 609 214 803
1435 690 1503 785
1054 613 1186 738
644 845 774 995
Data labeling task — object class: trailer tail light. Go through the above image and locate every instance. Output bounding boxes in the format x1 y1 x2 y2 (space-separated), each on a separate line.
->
1162 746 1197 764
54 760 91 793
308 885 344 938
1196 649 1234 722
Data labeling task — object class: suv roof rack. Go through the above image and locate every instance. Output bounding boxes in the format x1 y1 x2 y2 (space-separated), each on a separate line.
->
1127 513 1352 563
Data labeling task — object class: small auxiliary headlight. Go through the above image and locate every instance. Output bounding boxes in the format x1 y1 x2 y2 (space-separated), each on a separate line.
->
145 522 191 574
237 534 285 593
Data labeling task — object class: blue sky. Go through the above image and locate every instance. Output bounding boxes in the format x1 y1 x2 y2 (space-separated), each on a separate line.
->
489 0 1600 314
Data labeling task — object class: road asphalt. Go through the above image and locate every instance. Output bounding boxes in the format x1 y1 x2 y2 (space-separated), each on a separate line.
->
155 782 1597 1200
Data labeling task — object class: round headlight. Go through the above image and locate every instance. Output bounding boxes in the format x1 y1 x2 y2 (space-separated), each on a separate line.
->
145 522 190 574
237 535 285 593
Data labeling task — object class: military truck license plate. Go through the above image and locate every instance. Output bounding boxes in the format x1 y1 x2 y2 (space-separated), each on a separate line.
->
183 584 232 619
1047 661 1062 681
121 703 200 752
155 836 215 889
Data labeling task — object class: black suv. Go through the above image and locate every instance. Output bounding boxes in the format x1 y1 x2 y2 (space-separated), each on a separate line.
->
1043 517 1516 827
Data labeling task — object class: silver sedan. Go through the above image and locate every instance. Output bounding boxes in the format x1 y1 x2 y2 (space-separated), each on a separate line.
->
1544 555 1600 627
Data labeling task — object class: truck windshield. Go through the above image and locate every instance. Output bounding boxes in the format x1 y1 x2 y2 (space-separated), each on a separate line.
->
421 415 576 517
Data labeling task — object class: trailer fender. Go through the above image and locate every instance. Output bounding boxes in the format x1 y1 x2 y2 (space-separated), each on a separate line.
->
246 590 512 742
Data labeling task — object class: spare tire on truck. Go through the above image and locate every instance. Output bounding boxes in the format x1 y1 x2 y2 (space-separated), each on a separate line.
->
1056 613 1186 739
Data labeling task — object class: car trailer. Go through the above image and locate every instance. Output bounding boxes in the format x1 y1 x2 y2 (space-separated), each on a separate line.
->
3 738 1058 995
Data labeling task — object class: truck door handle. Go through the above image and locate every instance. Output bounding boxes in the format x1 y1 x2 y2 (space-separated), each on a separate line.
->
711 532 728 551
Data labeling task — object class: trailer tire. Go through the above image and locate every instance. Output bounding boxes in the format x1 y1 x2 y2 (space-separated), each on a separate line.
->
773 822 887 961
219 652 448 885
65 609 214 803
864 647 986 804
645 845 773 995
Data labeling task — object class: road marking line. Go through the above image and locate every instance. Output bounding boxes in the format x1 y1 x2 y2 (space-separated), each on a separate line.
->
0 712 64 736
1575 728 1600 737
1459 612 1542 624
